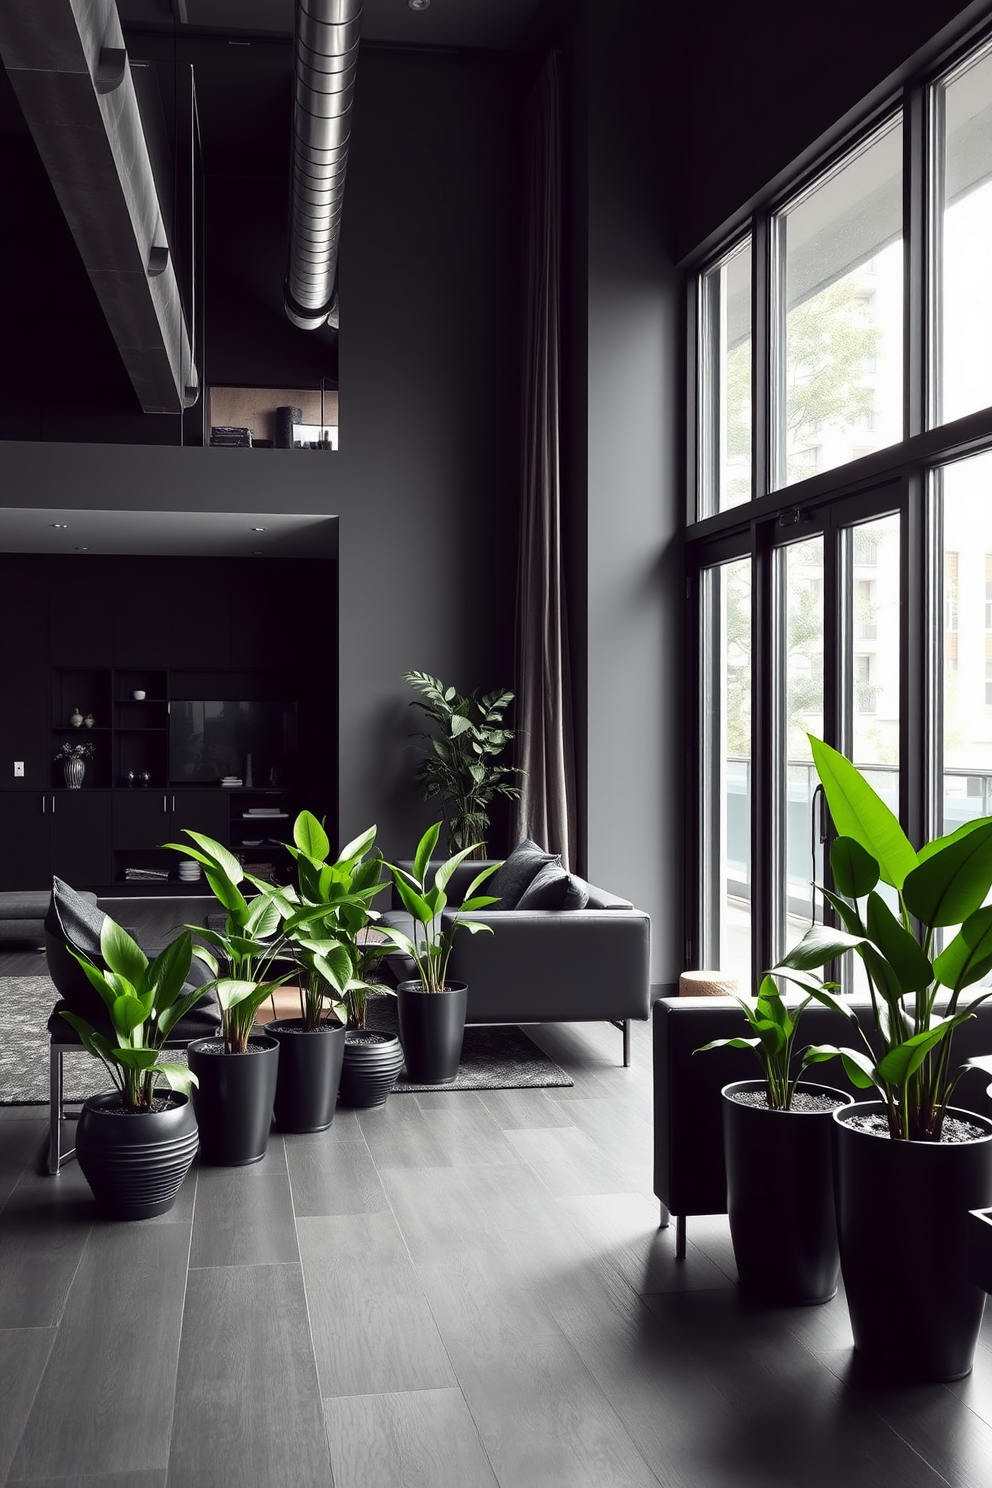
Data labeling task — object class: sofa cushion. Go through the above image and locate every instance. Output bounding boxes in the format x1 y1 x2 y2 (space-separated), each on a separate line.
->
485 838 559 909
516 861 570 910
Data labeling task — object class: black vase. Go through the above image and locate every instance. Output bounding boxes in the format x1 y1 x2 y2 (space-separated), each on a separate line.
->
264 1019 345 1133
338 1028 404 1108
75 1090 198 1220
397 980 468 1085
833 1101 992 1380
187 1035 279 1166
722 1079 852 1304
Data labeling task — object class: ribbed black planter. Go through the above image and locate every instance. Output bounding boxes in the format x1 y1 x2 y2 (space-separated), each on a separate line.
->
722 1079 853 1304
187 1035 279 1166
263 1019 345 1133
338 1028 404 1108
397 980 468 1085
75 1090 198 1220
834 1101 992 1380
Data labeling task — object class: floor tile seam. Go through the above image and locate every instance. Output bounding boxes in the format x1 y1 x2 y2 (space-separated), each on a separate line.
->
161 1168 198 1488
186 1258 305 1273
320 1381 504 1486
0 1327 57 1488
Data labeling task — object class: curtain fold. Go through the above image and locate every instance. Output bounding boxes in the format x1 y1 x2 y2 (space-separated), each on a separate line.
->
512 53 577 868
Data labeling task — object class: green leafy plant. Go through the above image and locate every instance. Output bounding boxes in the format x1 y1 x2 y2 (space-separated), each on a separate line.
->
382 822 500 991
405 670 522 857
272 812 393 1030
164 830 293 1054
60 918 202 1109
694 971 853 1110
772 735 992 1140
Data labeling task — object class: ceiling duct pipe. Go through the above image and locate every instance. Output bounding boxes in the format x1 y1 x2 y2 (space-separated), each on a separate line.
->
284 0 362 331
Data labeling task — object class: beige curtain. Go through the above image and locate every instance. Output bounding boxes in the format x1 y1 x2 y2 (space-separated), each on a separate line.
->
512 53 577 867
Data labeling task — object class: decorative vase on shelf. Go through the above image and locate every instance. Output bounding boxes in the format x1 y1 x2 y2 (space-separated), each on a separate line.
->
84 713 95 728
64 757 85 789
139 770 151 788
69 707 83 728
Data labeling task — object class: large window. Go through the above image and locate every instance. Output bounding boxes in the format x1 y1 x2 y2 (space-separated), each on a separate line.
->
686 28 992 989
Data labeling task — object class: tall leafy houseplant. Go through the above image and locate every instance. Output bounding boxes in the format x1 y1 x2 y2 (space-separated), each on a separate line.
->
775 735 992 1139
382 822 501 1084
60 917 202 1217
405 670 521 857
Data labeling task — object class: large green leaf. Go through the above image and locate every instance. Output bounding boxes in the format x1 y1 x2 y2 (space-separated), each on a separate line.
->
203 866 249 920
803 1043 878 1088
338 824 377 867
933 904 992 992
148 930 193 1010
902 820 992 928
294 809 330 864
917 816 992 864
774 923 867 971
876 1023 956 1085
179 830 244 885
157 1063 198 1094
865 891 933 993
818 886 867 936
100 918 148 985
112 1046 160 1071
809 736 917 889
830 837 880 899
392 873 435 929
413 823 441 886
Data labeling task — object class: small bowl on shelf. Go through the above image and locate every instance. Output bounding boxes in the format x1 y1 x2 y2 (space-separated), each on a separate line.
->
132 690 146 701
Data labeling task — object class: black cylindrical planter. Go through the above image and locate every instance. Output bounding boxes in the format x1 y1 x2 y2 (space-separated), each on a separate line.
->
76 1090 199 1220
722 1079 853 1304
397 980 468 1085
264 1020 345 1133
187 1035 279 1166
834 1101 992 1379
276 405 303 448
338 1029 404 1108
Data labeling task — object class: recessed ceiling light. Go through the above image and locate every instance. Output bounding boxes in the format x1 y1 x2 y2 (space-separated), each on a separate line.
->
251 526 267 532
50 522 69 529
74 546 89 552
409 0 430 10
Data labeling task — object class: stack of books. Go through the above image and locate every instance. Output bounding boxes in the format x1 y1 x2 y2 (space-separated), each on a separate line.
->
124 866 170 882
209 426 253 448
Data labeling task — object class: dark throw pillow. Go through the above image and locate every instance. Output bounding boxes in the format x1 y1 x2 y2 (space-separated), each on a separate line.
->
515 861 570 910
485 838 559 909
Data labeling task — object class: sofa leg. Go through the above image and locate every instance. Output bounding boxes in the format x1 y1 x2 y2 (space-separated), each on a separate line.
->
48 1048 75 1174
609 1018 632 1066
675 1214 686 1261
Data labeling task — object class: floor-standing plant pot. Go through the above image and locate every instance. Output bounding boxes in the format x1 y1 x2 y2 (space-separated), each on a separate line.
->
722 1079 853 1304
263 1019 345 1133
338 1028 404 1109
833 1101 992 1380
187 1035 279 1165
397 980 468 1085
75 1090 198 1220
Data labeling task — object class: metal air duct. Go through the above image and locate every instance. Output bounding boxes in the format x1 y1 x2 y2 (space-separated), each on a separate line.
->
284 0 362 331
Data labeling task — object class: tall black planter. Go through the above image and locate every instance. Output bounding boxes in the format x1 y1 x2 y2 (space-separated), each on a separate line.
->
338 1028 404 1108
397 980 468 1085
722 1079 853 1304
187 1035 279 1166
833 1101 992 1380
264 1020 345 1133
76 1090 198 1220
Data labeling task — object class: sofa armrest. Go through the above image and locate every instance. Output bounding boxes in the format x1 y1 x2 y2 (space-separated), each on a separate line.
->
446 907 651 1024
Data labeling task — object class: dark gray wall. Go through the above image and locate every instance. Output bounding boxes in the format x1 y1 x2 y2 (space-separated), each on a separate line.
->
0 48 522 866
672 0 986 260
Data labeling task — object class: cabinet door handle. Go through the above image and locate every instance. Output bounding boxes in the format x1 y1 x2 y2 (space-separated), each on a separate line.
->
163 795 168 813
51 795 56 814
172 795 176 814
41 795 45 814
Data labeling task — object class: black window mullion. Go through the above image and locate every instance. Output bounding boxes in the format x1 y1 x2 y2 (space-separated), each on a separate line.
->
905 80 928 441
900 469 928 849
752 212 772 503
751 517 775 984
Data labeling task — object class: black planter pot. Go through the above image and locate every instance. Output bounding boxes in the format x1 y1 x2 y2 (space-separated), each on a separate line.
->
263 1019 345 1133
833 1101 992 1380
338 1028 404 1108
397 980 468 1085
75 1090 198 1220
187 1035 279 1166
722 1079 853 1304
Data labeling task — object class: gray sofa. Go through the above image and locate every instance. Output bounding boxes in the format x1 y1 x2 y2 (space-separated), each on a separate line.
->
380 857 652 1065
0 889 77 945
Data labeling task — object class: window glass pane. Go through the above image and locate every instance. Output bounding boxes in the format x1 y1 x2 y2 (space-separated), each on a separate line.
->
699 240 752 516
940 451 992 830
701 557 752 986
776 537 825 960
776 121 903 488
933 42 992 426
843 513 900 992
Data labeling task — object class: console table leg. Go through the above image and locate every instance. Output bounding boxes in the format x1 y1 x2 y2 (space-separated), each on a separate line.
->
675 1214 686 1260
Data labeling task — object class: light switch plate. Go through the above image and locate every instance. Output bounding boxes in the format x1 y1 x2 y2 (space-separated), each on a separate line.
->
13 761 24 776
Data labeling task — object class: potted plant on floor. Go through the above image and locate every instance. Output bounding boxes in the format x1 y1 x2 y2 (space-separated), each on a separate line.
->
165 830 292 1165
383 822 500 1084
59 918 202 1218
772 735 992 1378
405 670 522 857
695 973 855 1304
266 813 393 1126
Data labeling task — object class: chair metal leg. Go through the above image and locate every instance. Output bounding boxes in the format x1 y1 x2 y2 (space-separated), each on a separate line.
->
622 1018 631 1067
48 1046 76 1174
675 1213 687 1260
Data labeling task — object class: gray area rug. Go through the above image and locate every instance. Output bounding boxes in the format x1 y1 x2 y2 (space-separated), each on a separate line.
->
0 977 573 1104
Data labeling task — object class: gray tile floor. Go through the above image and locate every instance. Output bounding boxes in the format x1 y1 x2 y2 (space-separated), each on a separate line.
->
3 916 992 1485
